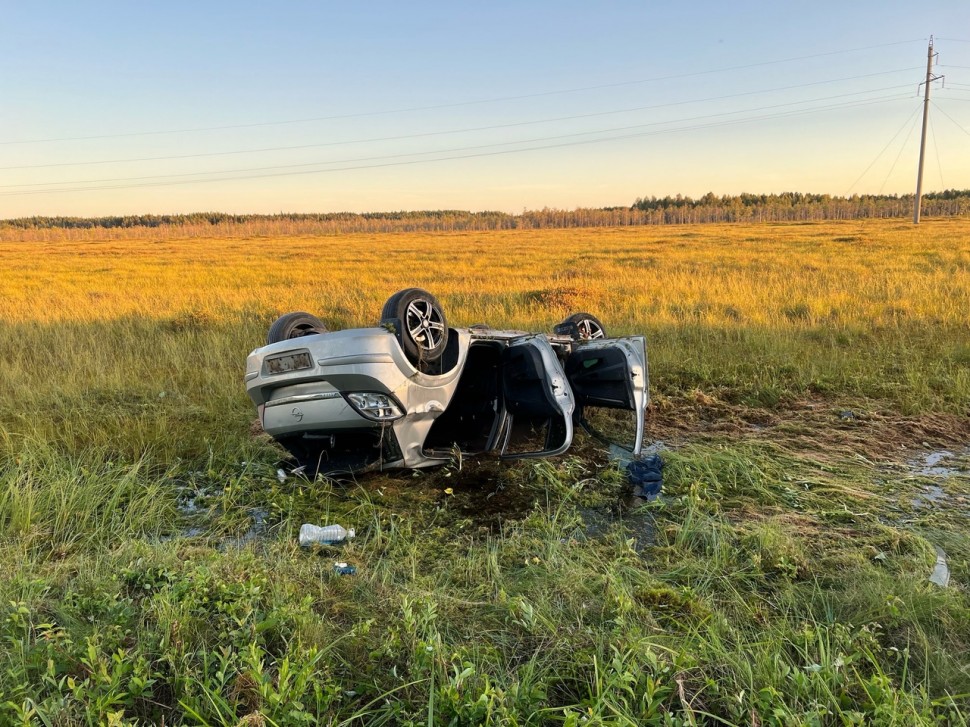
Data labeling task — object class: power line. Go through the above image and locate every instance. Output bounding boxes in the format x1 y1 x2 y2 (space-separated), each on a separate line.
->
0 73 919 172
929 114 945 189
931 100 970 136
0 38 926 146
878 108 922 193
0 94 913 197
845 102 923 195
1 92 912 190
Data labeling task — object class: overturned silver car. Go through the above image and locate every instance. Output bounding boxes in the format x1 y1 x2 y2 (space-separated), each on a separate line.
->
245 288 649 476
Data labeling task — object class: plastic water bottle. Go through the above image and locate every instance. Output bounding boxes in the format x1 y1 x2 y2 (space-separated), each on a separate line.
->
299 523 355 547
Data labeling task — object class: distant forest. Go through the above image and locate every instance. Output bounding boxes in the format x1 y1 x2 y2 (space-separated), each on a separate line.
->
2 190 968 238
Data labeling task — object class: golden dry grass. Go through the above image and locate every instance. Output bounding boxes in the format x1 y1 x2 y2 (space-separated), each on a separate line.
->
0 216 966 462
1 218 967 329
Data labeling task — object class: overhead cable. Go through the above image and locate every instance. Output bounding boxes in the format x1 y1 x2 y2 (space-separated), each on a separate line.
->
0 95 913 196
0 39 926 146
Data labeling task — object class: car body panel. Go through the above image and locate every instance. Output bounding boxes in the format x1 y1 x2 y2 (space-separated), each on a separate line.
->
497 336 576 458
245 322 649 475
262 392 366 436
566 336 649 456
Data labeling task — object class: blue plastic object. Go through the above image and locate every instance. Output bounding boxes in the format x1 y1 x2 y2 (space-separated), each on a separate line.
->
626 454 663 501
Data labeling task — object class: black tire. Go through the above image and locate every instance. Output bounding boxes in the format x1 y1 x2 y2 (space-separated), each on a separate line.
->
267 312 327 345
380 288 449 365
554 312 607 340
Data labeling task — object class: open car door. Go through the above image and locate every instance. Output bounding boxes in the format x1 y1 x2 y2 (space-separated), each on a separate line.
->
497 337 576 459
564 336 649 455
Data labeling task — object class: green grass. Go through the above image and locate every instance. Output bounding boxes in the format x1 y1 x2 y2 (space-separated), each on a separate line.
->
2 438 968 724
0 314 965 467
1 220 969 724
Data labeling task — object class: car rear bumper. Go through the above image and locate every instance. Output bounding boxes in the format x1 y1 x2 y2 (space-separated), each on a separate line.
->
261 391 374 437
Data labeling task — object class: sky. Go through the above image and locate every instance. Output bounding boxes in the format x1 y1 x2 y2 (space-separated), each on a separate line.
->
1 1 969 217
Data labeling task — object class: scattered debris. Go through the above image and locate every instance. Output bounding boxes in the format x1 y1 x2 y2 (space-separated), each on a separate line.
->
928 547 950 588
626 455 663 501
333 562 357 576
609 443 664 501
838 410 856 421
299 523 355 547
276 468 287 483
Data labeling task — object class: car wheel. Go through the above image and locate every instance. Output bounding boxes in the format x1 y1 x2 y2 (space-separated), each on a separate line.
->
380 288 449 364
555 312 607 340
267 312 327 345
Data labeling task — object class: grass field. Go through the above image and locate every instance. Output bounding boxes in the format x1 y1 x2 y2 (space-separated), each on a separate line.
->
1 218 969 725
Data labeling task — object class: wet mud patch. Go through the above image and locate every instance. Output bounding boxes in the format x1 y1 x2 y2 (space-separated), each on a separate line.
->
448 465 546 530
645 395 970 462
575 502 657 553
912 485 952 510
334 460 554 533
350 455 647 539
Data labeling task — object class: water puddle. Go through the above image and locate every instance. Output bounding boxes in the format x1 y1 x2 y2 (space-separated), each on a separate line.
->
907 449 970 478
900 448 970 515
167 485 273 546
165 485 213 540
912 484 951 510
641 440 670 457
221 507 271 549
175 487 209 516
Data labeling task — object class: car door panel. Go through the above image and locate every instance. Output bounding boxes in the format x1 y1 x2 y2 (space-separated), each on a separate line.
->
565 337 649 455
498 337 575 458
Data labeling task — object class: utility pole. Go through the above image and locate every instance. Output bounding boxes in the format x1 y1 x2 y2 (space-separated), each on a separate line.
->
914 36 943 224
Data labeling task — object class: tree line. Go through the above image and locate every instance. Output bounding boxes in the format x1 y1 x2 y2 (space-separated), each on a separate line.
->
629 190 970 223
2 190 968 238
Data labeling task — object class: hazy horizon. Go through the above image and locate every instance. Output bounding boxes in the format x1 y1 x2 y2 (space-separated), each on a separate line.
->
5 188 970 223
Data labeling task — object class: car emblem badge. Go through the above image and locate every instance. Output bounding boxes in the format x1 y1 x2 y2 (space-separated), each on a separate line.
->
291 407 304 422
